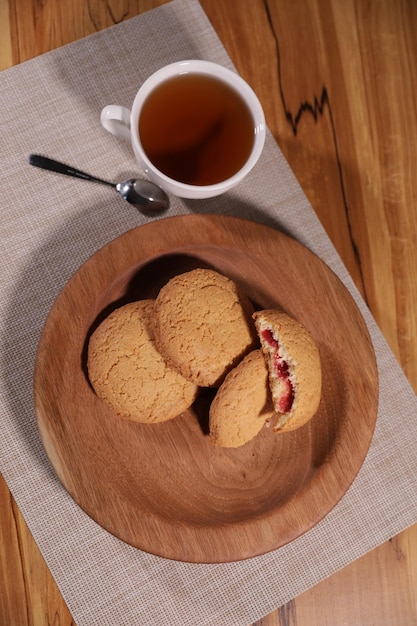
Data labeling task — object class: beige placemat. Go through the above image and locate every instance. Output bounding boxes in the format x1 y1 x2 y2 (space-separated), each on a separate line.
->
1 1 417 624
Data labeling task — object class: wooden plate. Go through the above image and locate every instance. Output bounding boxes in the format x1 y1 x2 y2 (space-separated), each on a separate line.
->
34 214 378 563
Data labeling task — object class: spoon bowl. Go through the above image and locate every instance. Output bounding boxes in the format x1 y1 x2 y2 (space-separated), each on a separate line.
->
28 154 170 212
115 179 169 211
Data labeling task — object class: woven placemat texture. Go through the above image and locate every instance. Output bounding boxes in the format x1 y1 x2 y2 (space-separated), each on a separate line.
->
1 1 417 624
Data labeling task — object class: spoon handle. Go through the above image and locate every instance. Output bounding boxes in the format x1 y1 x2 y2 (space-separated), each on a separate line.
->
28 154 116 188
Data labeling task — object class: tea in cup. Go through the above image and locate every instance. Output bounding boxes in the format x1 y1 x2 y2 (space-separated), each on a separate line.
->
101 60 265 199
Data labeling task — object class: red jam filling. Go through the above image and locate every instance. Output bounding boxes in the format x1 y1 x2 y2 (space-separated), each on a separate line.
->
261 329 294 412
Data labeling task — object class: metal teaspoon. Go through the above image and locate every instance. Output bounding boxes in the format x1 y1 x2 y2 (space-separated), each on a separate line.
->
28 154 170 212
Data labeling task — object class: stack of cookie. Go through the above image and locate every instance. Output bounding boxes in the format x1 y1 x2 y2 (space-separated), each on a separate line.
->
87 268 322 448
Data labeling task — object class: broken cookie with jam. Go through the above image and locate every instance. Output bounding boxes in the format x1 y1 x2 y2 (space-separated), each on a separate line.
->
253 310 322 432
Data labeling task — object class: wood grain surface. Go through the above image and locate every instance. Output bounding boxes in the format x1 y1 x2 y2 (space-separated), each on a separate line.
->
1 0 417 624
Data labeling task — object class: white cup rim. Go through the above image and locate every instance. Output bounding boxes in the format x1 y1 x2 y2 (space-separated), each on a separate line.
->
130 60 266 197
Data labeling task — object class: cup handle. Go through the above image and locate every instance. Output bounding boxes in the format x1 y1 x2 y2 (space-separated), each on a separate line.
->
100 105 132 142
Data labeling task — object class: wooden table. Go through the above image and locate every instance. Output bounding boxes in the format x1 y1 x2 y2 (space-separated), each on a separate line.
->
1 0 416 624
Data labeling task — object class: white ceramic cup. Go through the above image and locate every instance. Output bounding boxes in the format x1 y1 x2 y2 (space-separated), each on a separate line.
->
100 60 266 199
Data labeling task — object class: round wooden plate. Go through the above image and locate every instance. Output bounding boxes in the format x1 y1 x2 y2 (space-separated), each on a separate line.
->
34 214 378 563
